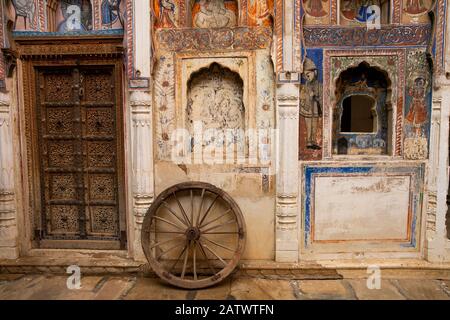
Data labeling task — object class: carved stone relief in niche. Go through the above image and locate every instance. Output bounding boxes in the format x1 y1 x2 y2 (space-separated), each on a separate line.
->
187 63 245 152
192 0 237 28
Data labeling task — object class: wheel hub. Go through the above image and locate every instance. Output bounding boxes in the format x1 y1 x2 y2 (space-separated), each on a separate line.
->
185 227 201 241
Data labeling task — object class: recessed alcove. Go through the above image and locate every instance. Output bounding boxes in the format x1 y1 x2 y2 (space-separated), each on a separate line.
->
333 62 392 156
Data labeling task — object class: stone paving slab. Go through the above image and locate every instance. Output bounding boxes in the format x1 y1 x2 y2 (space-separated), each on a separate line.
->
390 279 450 300
0 274 449 300
296 280 354 300
229 277 297 300
347 279 406 300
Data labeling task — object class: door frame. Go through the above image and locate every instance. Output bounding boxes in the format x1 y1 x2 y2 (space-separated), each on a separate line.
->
13 34 131 255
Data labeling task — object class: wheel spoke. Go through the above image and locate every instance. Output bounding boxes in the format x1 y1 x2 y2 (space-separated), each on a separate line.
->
200 240 227 267
202 236 235 252
172 192 191 226
190 190 194 226
196 240 216 274
150 234 185 249
198 194 219 227
169 242 188 273
181 241 191 279
203 231 240 234
162 201 189 227
156 241 185 260
193 242 197 281
154 231 185 234
201 219 236 233
200 208 232 229
152 216 186 232
195 188 206 227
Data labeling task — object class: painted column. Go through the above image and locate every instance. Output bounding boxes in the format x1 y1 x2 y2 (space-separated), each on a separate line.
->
0 92 18 259
130 92 154 261
276 82 300 262
129 0 153 261
275 0 301 262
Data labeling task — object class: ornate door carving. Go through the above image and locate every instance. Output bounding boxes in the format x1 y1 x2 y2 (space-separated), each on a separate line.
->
35 65 126 249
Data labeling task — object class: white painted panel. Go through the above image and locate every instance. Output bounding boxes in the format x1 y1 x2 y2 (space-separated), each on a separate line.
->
314 175 411 241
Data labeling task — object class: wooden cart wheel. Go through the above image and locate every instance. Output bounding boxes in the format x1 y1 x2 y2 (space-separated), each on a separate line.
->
141 182 246 289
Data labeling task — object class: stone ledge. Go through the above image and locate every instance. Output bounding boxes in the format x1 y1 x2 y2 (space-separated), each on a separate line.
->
1 257 450 279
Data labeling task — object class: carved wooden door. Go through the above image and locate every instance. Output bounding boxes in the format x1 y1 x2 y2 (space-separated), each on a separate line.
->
35 66 126 249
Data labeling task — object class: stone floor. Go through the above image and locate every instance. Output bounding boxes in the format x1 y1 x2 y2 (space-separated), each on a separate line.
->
0 273 449 300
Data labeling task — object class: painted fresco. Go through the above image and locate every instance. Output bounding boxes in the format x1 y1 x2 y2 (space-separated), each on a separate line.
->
302 0 330 25
101 0 125 29
340 0 390 26
56 0 93 32
154 0 178 28
9 0 37 30
403 50 431 160
402 0 432 23
248 0 274 26
192 0 238 28
299 48 323 160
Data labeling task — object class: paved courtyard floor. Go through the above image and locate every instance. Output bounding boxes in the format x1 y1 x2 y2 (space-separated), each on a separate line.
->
0 273 450 300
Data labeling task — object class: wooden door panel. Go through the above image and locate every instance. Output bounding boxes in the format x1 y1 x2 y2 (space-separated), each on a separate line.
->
35 65 125 249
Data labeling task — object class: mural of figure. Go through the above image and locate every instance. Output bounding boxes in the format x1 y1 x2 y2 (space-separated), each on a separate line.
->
354 0 379 23
154 0 176 28
249 0 273 26
11 0 35 30
101 0 124 28
300 58 322 149
58 0 93 32
303 0 328 18
405 77 428 135
404 0 428 15
194 0 237 28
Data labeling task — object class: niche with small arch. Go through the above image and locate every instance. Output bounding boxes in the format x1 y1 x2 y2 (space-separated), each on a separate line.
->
186 62 245 153
333 62 392 156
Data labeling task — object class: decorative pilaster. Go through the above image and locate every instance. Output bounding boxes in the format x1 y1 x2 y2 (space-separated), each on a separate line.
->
426 75 450 262
275 81 300 262
0 97 18 259
130 92 154 261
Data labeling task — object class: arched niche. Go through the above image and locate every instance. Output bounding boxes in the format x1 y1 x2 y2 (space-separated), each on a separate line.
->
333 62 392 155
47 0 93 32
186 62 245 154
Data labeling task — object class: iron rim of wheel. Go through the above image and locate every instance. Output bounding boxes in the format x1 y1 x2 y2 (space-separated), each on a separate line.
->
141 182 246 289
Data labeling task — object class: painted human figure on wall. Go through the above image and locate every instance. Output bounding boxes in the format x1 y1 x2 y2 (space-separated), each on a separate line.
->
249 0 274 26
341 0 382 23
303 0 328 18
101 0 124 28
404 0 428 15
58 0 93 32
154 0 176 28
405 77 428 135
300 58 322 149
11 0 35 30
193 0 237 28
